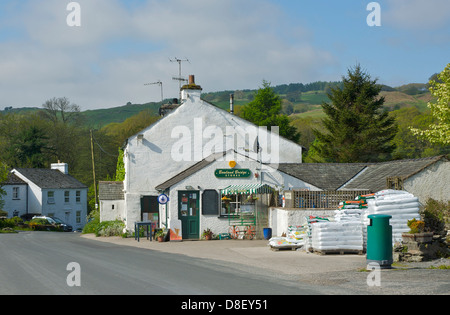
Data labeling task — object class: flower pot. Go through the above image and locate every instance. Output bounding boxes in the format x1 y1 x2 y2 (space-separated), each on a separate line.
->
205 234 212 240
157 236 164 242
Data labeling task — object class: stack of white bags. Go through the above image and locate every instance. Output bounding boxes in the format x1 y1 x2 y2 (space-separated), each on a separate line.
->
311 221 364 251
362 189 421 244
310 190 421 252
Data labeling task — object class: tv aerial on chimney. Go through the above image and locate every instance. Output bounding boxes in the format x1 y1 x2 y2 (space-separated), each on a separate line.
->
170 57 190 100
144 81 163 102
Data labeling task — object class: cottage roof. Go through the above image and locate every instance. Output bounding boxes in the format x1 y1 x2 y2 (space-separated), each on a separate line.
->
2 173 27 185
13 168 88 190
155 151 227 191
98 181 124 200
341 155 448 192
278 163 367 190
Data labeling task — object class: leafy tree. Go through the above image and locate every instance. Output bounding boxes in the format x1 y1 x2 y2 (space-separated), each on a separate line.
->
39 97 85 170
390 108 449 159
241 80 301 143
0 162 8 210
410 63 450 145
311 65 397 162
8 126 49 168
0 113 51 168
115 148 125 181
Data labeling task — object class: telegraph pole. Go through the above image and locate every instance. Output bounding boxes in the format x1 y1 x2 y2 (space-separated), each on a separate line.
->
90 129 98 210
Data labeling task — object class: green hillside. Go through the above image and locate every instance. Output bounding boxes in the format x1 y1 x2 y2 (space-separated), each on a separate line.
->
82 101 162 128
1 81 432 129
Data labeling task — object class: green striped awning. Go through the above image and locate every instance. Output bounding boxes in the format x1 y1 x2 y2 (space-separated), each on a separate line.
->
221 184 274 195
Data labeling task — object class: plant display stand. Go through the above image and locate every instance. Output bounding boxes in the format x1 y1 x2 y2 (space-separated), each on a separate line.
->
228 213 256 240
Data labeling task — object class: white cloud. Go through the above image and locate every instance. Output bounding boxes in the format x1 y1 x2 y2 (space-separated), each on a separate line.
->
0 0 338 110
384 0 450 30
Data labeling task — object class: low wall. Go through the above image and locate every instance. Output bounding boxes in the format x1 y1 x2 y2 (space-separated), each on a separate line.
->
269 207 336 237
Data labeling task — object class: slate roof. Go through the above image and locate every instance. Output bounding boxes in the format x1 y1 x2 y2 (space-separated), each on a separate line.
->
99 181 124 200
278 163 367 190
152 153 448 193
13 168 88 189
2 173 27 185
155 151 227 191
341 155 448 192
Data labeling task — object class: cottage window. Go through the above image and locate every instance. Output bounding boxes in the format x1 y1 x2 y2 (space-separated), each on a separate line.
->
47 191 55 204
65 191 70 203
76 211 81 224
12 187 20 199
76 191 81 203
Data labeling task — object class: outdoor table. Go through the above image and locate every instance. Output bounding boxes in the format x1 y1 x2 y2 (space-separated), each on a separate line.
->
134 221 153 242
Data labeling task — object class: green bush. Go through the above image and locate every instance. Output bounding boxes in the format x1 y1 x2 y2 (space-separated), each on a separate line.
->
81 210 125 237
94 220 125 237
0 218 15 229
82 211 100 234
422 198 450 235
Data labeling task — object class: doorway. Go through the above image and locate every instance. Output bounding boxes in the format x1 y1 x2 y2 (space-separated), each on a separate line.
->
178 191 199 239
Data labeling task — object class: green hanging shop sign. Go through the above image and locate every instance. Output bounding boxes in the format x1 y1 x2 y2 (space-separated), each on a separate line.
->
214 169 251 178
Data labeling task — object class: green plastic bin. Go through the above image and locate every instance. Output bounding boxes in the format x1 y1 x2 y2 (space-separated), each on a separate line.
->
366 214 393 269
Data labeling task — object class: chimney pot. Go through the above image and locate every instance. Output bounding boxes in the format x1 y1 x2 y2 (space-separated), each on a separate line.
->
188 75 195 85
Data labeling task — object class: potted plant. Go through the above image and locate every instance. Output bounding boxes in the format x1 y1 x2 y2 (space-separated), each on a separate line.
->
402 218 433 243
202 228 214 240
155 229 165 242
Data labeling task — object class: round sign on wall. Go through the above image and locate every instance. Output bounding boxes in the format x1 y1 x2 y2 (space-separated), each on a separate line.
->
158 194 169 204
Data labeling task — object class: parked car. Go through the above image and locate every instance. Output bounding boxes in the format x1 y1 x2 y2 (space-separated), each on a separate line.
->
31 216 73 232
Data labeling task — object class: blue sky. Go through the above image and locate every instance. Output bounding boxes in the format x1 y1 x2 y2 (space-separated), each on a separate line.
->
0 0 449 110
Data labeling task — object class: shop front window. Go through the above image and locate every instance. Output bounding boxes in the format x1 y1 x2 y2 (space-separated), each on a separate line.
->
221 194 256 217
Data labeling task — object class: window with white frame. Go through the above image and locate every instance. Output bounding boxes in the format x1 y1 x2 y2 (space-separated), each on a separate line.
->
47 191 55 204
220 194 242 216
12 187 20 199
76 191 81 203
64 191 70 203
76 211 81 224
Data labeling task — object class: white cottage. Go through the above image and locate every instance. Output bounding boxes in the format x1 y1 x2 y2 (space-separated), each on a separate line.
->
101 75 305 236
6 163 88 230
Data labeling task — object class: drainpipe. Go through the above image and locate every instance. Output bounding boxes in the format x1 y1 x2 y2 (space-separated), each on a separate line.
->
26 185 29 216
230 94 234 115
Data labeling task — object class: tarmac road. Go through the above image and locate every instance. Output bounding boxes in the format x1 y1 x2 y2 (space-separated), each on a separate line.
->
82 233 450 295
1 231 448 295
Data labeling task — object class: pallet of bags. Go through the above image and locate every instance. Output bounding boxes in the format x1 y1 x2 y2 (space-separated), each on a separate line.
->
363 189 421 245
287 225 307 242
305 216 330 251
311 221 364 254
267 225 307 251
334 208 366 222
268 236 304 251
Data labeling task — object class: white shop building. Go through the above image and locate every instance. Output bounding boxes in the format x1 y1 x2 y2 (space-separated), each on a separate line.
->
99 75 308 239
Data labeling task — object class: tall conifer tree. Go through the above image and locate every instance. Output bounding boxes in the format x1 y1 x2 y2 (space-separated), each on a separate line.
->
310 65 397 162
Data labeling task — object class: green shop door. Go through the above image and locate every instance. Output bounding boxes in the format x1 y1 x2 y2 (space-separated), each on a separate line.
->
178 191 200 239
